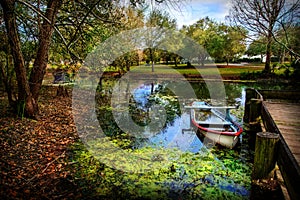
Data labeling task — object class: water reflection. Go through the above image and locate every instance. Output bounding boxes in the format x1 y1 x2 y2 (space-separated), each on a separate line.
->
92 79 295 198
98 79 245 153
129 82 200 152
137 113 204 153
133 83 157 108
96 79 293 152
107 81 245 152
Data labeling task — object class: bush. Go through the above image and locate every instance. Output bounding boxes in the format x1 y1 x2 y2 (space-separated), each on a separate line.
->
291 60 300 80
237 58 261 63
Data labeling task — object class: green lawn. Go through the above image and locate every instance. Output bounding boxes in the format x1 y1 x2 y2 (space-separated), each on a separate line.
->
130 64 264 77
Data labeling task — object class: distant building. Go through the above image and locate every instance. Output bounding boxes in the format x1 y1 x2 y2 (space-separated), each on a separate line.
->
240 54 266 62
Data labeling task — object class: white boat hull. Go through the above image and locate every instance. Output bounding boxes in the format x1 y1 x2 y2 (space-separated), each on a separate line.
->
188 101 243 149
197 128 239 149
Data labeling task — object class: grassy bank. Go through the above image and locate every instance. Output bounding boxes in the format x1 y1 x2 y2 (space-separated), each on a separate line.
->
130 64 264 78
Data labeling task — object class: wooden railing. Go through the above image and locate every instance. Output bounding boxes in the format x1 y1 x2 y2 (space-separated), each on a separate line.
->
260 100 300 200
244 88 300 200
243 88 263 124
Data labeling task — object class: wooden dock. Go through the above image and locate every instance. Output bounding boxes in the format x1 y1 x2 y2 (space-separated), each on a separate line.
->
244 89 300 200
263 101 300 166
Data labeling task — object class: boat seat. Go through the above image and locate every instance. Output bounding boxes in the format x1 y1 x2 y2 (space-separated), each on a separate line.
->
206 128 228 131
196 121 232 126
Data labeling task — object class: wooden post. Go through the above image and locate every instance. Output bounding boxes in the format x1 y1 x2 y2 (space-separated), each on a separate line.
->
247 122 262 149
252 132 279 179
248 122 262 133
243 88 256 123
247 98 263 140
249 99 262 123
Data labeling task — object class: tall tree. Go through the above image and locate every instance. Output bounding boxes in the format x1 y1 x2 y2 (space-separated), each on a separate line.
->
144 9 177 71
0 0 60 117
0 10 16 107
220 26 247 65
110 7 145 72
246 38 267 62
229 0 300 73
29 0 62 104
181 17 216 66
181 17 246 66
0 0 118 118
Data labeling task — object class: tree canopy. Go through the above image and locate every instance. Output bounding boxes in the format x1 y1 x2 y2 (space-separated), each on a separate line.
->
0 0 299 118
229 0 300 72
0 0 181 118
181 17 247 66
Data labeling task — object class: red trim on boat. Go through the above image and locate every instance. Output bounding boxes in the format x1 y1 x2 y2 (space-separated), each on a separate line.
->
191 119 243 136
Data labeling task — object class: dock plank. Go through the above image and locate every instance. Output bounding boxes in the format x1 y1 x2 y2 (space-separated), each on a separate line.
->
253 89 300 200
264 101 300 167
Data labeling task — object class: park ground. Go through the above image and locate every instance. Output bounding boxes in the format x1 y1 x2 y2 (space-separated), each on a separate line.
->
0 64 289 199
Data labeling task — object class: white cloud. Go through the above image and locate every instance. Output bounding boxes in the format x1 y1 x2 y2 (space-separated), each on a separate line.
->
167 0 232 28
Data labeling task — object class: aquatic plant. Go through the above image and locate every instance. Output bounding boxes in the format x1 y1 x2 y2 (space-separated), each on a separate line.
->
69 141 251 199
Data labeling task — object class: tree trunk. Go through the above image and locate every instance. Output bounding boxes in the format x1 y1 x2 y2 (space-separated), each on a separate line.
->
1 0 61 118
264 32 272 73
174 57 177 67
56 85 69 97
280 47 285 64
187 61 192 68
0 62 13 106
198 55 204 67
29 0 61 102
149 48 154 72
1 0 37 117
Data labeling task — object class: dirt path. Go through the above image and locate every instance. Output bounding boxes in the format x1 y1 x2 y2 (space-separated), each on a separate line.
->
0 86 82 199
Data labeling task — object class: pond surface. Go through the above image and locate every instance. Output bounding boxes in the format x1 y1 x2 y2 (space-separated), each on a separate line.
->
98 80 248 152
90 78 294 199
124 80 296 153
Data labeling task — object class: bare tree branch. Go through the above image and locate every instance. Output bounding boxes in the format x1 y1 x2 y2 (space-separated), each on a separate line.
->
229 0 300 71
17 0 68 47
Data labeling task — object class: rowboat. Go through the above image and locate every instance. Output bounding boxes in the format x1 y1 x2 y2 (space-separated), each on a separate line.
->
185 101 243 149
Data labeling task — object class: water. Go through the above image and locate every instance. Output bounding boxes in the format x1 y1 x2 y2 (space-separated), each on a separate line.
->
96 79 296 158
96 80 258 150
140 112 204 152
122 81 246 152
94 79 293 199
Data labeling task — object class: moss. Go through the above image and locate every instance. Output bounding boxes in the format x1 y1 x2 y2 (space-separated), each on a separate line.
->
69 142 251 199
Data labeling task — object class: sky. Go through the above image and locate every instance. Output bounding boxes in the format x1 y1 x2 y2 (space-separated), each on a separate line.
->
166 0 232 28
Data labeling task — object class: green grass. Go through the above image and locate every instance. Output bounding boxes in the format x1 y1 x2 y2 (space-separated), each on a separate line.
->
217 67 264 76
45 62 265 78
130 64 264 77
